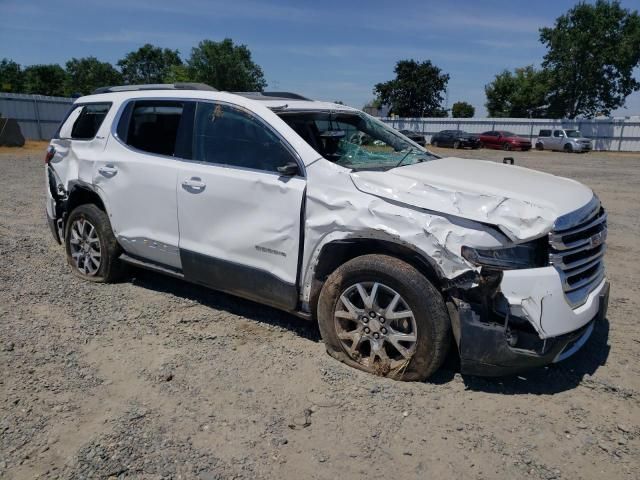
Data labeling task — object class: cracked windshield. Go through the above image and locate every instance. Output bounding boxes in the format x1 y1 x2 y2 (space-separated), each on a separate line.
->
279 111 437 171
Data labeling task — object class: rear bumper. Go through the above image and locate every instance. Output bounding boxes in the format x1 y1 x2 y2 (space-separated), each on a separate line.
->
454 276 609 377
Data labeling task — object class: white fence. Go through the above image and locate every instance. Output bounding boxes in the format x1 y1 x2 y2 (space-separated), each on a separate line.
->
1 92 639 151
381 117 640 152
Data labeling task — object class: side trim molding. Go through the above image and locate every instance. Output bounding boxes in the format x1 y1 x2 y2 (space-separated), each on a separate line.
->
180 249 298 311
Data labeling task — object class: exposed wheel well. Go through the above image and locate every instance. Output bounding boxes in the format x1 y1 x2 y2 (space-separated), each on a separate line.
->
66 185 106 214
309 239 445 316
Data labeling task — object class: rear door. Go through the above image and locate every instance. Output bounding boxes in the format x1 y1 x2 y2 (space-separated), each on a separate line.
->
93 99 194 269
176 101 306 310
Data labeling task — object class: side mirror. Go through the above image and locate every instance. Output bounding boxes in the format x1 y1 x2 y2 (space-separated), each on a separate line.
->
277 161 299 176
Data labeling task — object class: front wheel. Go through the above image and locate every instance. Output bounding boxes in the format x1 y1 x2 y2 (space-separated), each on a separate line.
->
564 143 574 153
453 140 461 149
502 142 511 151
317 255 451 381
64 204 126 283
431 140 439 148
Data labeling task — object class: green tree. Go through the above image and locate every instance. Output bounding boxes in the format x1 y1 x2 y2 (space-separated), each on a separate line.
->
23 64 67 96
65 57 122 95
374 60 449 117
451 101 475 118
187 38 266 91
163 64 191 83
117 44 183 84
0 58 24 93
484 66 549 117
540 0 640 117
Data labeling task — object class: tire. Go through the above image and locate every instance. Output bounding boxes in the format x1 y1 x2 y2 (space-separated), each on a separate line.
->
431 140 439 147
453 140 461 149
479 142 485 149
317 254 451 381
564 143 573 153
502 143 511 151
64 204 126 283
535 142 544 151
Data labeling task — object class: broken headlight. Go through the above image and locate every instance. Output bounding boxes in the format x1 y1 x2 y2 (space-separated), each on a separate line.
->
461 238 548 270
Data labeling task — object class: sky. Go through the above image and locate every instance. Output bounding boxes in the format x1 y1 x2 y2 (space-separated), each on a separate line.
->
1 0 639 116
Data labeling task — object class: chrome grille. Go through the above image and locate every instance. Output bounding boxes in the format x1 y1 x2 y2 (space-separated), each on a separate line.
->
549 197 607 307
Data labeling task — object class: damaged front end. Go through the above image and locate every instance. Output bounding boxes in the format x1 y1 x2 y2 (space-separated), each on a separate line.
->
446 263 609 377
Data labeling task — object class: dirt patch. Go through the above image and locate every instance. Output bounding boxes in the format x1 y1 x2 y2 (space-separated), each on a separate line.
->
1 147 639 479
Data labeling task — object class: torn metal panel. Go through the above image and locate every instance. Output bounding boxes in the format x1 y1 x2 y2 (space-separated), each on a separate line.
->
301 158 505 302
350 157 594 241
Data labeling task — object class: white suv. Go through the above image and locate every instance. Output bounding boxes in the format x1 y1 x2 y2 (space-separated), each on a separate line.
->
45 83 609 380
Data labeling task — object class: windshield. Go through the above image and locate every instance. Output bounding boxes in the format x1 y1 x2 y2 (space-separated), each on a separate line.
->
565 130 582 138
278 110 437 171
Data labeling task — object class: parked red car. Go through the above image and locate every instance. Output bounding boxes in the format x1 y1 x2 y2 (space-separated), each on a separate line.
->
479 130 531 151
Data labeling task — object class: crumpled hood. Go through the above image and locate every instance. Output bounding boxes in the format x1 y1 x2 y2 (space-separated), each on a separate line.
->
350 157 594 241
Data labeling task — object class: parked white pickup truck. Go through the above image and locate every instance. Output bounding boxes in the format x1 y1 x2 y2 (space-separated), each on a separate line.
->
45 84 609 380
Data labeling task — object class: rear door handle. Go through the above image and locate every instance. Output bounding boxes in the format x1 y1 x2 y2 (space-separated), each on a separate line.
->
181 177 206 192
98 165 118 177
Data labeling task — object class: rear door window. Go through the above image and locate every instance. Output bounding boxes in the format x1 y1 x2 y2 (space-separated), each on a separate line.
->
58 103 111 140
123 100 187 157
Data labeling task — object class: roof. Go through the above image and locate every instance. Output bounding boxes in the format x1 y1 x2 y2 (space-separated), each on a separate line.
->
76 87 356 114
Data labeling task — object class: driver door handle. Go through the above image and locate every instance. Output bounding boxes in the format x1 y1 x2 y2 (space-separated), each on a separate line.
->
182 177 206 192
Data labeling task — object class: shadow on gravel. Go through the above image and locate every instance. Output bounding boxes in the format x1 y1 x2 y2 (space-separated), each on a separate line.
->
129 268 321 342
459 317 611 395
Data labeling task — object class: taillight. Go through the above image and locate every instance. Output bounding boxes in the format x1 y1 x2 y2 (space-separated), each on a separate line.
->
45 146 55 164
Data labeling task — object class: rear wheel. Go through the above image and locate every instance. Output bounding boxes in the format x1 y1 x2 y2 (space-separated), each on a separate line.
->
535 142 544 151
317 255 451 381
564 143 573 153
64 204 126 283
431 140 439 148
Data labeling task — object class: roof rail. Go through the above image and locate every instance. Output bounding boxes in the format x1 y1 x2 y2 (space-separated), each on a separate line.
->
233 91 312 101
92 83 217 94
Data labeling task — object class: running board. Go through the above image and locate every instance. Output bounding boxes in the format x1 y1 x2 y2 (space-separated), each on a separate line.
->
119 253 184 279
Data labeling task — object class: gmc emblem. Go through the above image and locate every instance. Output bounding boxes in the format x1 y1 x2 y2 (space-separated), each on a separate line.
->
589 231 606 248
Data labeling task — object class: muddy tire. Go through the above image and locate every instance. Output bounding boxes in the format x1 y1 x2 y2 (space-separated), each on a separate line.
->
64 204 126 283
317 254 451 381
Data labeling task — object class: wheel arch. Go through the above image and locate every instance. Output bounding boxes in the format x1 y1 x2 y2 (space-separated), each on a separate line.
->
306 237 447 319
60 182 110 238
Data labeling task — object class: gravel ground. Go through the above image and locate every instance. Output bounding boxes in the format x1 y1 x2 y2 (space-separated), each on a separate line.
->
1 143 639 479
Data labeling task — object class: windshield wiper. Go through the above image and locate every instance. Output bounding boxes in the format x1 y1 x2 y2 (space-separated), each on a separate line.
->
394 147 416 168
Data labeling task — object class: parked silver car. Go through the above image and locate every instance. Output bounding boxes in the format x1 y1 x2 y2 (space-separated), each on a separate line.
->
535 129 592 153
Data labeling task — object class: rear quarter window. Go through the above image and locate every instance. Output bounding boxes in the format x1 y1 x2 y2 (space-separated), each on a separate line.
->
538 129 551 137
57 103 111 140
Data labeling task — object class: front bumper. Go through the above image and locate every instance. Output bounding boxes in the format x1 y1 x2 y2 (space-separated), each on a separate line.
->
573 142 592 152
452 269 609 377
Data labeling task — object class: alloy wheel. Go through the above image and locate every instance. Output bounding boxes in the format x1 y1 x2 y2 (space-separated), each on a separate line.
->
334 282 418 371
68 218 102 275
